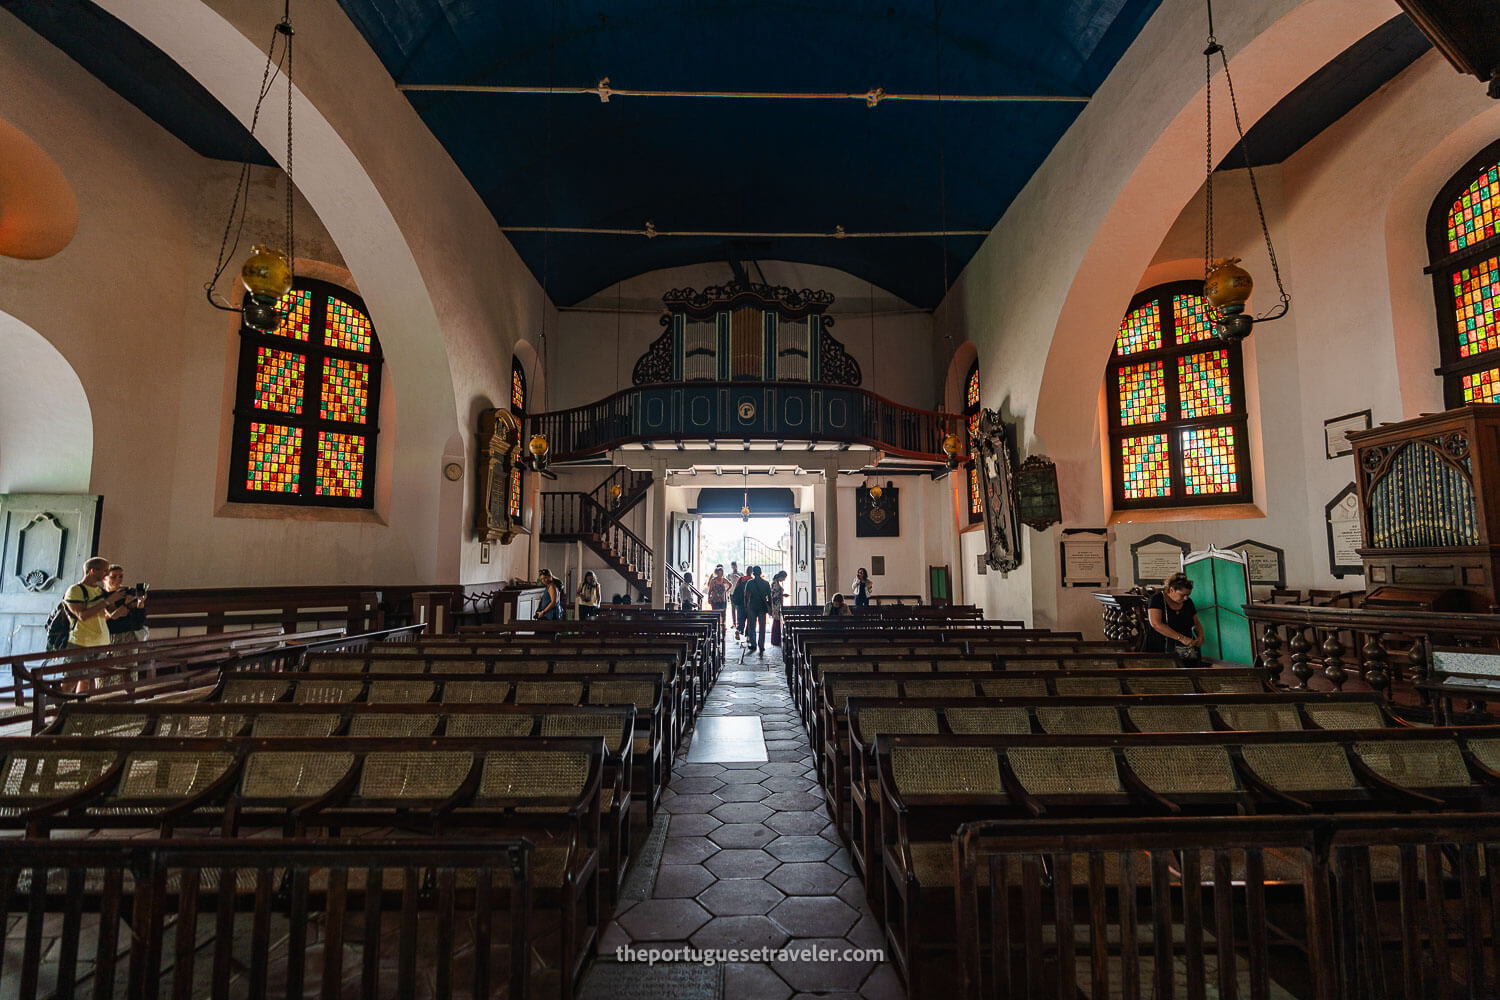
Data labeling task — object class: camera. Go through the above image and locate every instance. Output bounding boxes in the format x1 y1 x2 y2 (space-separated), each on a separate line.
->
125 583 149 598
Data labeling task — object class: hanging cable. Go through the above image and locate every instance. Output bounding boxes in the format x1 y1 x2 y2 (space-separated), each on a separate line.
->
396 80 1089 105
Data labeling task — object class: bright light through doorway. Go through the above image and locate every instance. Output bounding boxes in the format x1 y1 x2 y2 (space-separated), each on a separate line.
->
697 516 790 584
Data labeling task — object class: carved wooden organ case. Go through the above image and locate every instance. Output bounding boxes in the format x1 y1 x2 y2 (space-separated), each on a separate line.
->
1348 404 1500 610
974 408 1023 572
476 408 523 544
632 281 861 385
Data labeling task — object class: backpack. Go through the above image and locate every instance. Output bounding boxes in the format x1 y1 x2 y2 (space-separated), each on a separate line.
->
44 596 76 651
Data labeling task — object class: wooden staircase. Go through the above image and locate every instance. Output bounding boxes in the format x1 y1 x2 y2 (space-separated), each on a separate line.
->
540 470 655 601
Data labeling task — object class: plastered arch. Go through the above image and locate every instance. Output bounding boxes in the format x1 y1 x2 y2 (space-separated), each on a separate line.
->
0 311 92 492
945 341 979 415
93 0 465 578
1031 0 1392 489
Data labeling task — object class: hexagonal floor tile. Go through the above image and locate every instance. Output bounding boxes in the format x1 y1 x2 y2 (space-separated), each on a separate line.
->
708 823 777 849
690 914 791 951
710 801 775 824
768 896 860 937
666 813 722 837
766 863 848 896
766 835 837 863
857 962 907 1000
761 775 816 794
673 763 726 778
703 849 781 879
670 775 727 795
660 837 719 866
615 898 711 941
663 793 725 814
764 811 830 836
760 761 814 776
697 879 787 917
762 791 825 811
652 864 716 899
715 783 772 803
716 768 773 785
773 937 877 994
723 962 793 1000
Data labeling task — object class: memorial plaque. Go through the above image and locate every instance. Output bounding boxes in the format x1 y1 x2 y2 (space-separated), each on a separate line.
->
1226 538 1286 588
1325 483 1363 578
1323 409 1371 460
1130 533 1190 586
1061 528 1109 587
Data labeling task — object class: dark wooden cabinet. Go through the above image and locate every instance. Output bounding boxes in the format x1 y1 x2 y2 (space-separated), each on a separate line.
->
1349 405 1500 612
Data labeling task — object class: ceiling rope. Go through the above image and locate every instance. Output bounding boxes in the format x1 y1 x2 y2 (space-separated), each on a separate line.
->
396 79 1089 105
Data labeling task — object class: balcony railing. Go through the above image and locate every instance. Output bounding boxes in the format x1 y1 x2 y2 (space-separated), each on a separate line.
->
528 381 969 463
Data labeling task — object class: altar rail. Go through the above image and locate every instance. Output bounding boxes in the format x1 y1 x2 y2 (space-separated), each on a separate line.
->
526 380 970 462
1245 602 1500 708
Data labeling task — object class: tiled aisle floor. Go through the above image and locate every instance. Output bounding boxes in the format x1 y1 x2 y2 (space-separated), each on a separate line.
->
598 635 903 1000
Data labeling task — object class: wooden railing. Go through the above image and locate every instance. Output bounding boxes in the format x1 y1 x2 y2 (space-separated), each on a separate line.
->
666 565 704 609
541 492 653 588
527 380 970 462
1245 602 1500 708
589 466 651 512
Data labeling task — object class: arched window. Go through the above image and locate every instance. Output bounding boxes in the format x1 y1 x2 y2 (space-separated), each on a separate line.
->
1105 281 1250 510
964 361 983 525
1428 139 1500 406
228 279 382 507
509 356 527 521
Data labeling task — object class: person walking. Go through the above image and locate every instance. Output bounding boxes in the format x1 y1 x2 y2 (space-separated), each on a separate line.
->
729 570 749 641
576 571 601 620
536 569 565 620
706 565 729 623
725 562 744 637
851 567 874 607
742 565 772 655
769 569 787 647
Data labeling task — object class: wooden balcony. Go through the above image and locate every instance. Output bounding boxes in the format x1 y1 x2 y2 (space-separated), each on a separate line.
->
528 381 969 463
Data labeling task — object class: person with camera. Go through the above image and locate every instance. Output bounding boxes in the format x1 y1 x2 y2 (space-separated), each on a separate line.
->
62 557 134 649
1144 572 1203 663
102 565 149 644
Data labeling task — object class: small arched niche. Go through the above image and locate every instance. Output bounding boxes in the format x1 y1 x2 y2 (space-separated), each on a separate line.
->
0 311 92 492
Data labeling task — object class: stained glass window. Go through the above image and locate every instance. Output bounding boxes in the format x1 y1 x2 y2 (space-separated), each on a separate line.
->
1463 367 1500 403
319 357 371 424
509 356 527 525
1117 361 1166 425
1173 294 1215 345
1181 426 1238 495
252 347 306 414
271 290 312 342
230 279 382 507
1114 301 1162 356
1105 282 1248 509
1433 144 1500 407
324 297 372 352
1452 256 1499 358
245 422 302 494
1120 435 1171 500
1178 349 1233 418
1448 163 1500 253
963 362 983 524
315 432 366 498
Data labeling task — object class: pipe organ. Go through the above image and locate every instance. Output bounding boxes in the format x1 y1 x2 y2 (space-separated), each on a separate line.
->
1350 405 1500 611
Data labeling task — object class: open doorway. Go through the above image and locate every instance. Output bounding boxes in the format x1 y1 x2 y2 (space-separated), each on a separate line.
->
699 516 789 583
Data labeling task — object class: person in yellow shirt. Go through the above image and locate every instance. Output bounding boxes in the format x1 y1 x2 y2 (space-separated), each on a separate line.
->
64 557 132 648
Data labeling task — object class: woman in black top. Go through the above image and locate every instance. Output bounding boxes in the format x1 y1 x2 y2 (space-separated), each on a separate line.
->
1144 572 1203 660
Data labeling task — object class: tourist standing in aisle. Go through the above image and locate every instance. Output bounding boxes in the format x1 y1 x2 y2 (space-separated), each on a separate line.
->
851 567 874 607
743 565 772 655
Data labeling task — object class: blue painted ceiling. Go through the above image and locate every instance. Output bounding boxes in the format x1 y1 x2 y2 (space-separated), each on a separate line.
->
4 2 1434 309
330 0 1167 308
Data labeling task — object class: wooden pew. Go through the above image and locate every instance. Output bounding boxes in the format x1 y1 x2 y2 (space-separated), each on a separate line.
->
45 700 637 905
874 727 1500 998
0 735 606 1000
203 670 669 824
1 837 533 1000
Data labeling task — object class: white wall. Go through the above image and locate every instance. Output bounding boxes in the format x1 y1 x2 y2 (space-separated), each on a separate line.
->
0 1 551 588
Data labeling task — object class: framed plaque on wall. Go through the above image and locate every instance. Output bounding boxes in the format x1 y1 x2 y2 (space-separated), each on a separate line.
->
1325 483 1363 578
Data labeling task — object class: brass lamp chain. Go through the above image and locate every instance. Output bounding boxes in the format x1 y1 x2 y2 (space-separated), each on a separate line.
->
205 12 294 310
1202 0 1290 322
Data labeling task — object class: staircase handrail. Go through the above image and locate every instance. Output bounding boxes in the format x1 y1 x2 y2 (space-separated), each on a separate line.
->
666 565 705 608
